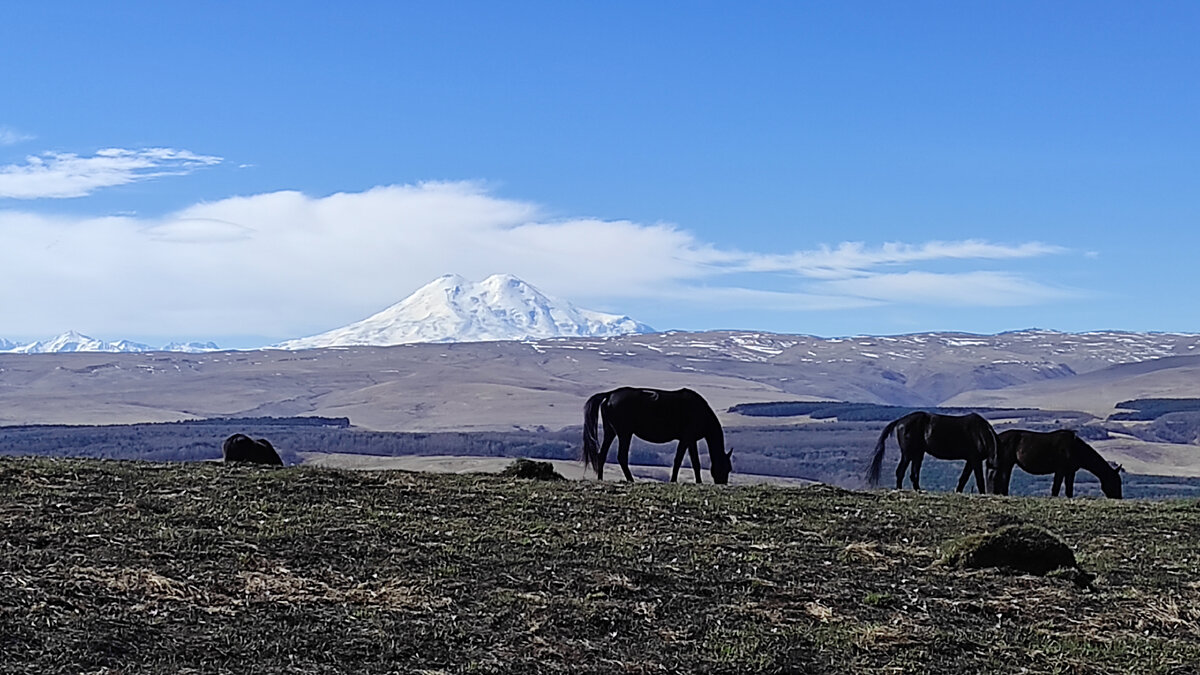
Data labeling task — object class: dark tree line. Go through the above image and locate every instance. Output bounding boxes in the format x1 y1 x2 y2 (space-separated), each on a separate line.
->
1110 398 1200 421
726 400 1089 424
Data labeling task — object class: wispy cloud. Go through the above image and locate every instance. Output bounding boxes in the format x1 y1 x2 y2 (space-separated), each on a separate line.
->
732 240 1067 280
0 126 35 146
818 271 1075 306
0 148 222 199
0 181 1075 339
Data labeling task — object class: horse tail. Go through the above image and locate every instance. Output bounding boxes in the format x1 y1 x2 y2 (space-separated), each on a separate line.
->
581 391 610 478
867 415 908 486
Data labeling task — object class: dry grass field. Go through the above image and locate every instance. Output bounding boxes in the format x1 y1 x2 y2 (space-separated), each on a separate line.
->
2 457 1198 674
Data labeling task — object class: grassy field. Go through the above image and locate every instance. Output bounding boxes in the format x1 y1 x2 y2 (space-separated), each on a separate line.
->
1 457 1198 674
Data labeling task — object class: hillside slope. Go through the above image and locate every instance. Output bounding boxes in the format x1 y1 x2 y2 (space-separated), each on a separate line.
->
1 458 1197 674
948 354 1200 417
5 330 1200 432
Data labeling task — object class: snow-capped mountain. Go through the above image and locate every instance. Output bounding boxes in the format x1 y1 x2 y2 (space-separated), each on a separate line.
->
163 341 222 353
6 331 147 354
1 331 220 354
277 273 655 349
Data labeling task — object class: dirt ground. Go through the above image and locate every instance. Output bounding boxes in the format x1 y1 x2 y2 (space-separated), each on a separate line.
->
298 452 817 486
2 457 1198 674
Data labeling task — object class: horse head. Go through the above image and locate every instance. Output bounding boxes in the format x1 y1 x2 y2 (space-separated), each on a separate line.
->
1101 466 1124 499
710 448 732 485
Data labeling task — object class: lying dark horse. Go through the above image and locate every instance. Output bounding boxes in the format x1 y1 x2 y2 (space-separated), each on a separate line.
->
867 411 996 493
222 433 283 465
991 429 1122 498
582 387 731 484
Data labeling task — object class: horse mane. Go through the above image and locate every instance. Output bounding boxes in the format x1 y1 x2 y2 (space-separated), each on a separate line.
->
705 410 728 463
1072 434 1122 495
678 388 728 465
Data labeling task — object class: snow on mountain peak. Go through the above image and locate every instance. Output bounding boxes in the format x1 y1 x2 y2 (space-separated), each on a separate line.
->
276 274 654 349
1 331 219 354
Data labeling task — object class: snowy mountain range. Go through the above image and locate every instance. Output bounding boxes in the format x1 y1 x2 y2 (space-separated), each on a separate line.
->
7 274 1200 368
0 331 219 354
276 274 654 349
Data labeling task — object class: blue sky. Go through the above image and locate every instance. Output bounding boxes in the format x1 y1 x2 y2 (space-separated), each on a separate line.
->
2 2 1198 347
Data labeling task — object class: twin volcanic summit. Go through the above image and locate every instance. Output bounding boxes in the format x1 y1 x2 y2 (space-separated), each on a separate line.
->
275 274 654 349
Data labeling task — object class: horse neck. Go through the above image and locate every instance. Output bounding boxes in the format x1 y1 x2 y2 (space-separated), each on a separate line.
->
706 421 726 457
1074 438 1117 481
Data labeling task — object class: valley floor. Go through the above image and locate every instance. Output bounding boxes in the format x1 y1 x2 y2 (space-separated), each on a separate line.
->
1 458 1198 674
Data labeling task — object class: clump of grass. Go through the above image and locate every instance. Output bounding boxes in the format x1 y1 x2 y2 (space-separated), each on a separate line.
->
862 591 895 608
940 524 1078 576
499 458 565 481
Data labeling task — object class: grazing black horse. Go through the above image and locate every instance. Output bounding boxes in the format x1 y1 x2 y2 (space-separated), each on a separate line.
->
222 433 283 466
867 411 997 493
991 429 1123 498
582 387 731 484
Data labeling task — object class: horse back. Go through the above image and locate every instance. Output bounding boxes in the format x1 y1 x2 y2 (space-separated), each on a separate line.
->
603 387 714 443
921 413 994 461
1004 429 1075 475
222 433 283 465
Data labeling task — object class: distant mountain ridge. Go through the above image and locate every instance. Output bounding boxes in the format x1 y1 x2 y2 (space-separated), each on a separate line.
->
5 328 1200 438
276 273 655 349
0 330 219 354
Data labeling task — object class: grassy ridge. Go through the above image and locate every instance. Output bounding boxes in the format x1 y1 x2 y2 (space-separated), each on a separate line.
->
1 458 1199 674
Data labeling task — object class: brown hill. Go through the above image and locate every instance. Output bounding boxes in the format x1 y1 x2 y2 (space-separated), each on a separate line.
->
4 330 1200 432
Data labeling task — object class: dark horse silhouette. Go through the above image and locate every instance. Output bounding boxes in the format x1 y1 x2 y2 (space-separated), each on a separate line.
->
582 387 731 484
991 429 1122 498
867 411 996 493
222 433 283 465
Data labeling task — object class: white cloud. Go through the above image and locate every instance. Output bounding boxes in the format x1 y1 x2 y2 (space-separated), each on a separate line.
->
818 271 1075 306
145 218 254 243
0 147 222 199
734 240 1067 279
0 181 1074 341
0 126 34 146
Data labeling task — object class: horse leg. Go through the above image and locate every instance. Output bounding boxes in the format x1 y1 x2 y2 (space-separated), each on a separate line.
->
1051 473 1063 497
955 462 973 493
909 456 924 492
894 455 911 490
688 443 702 483
972 461 987 494
986 465 1000 495
670 441 688 482
995 467 1012 496
1064 471 1075 498
617 434 634 483
596 428 616 480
